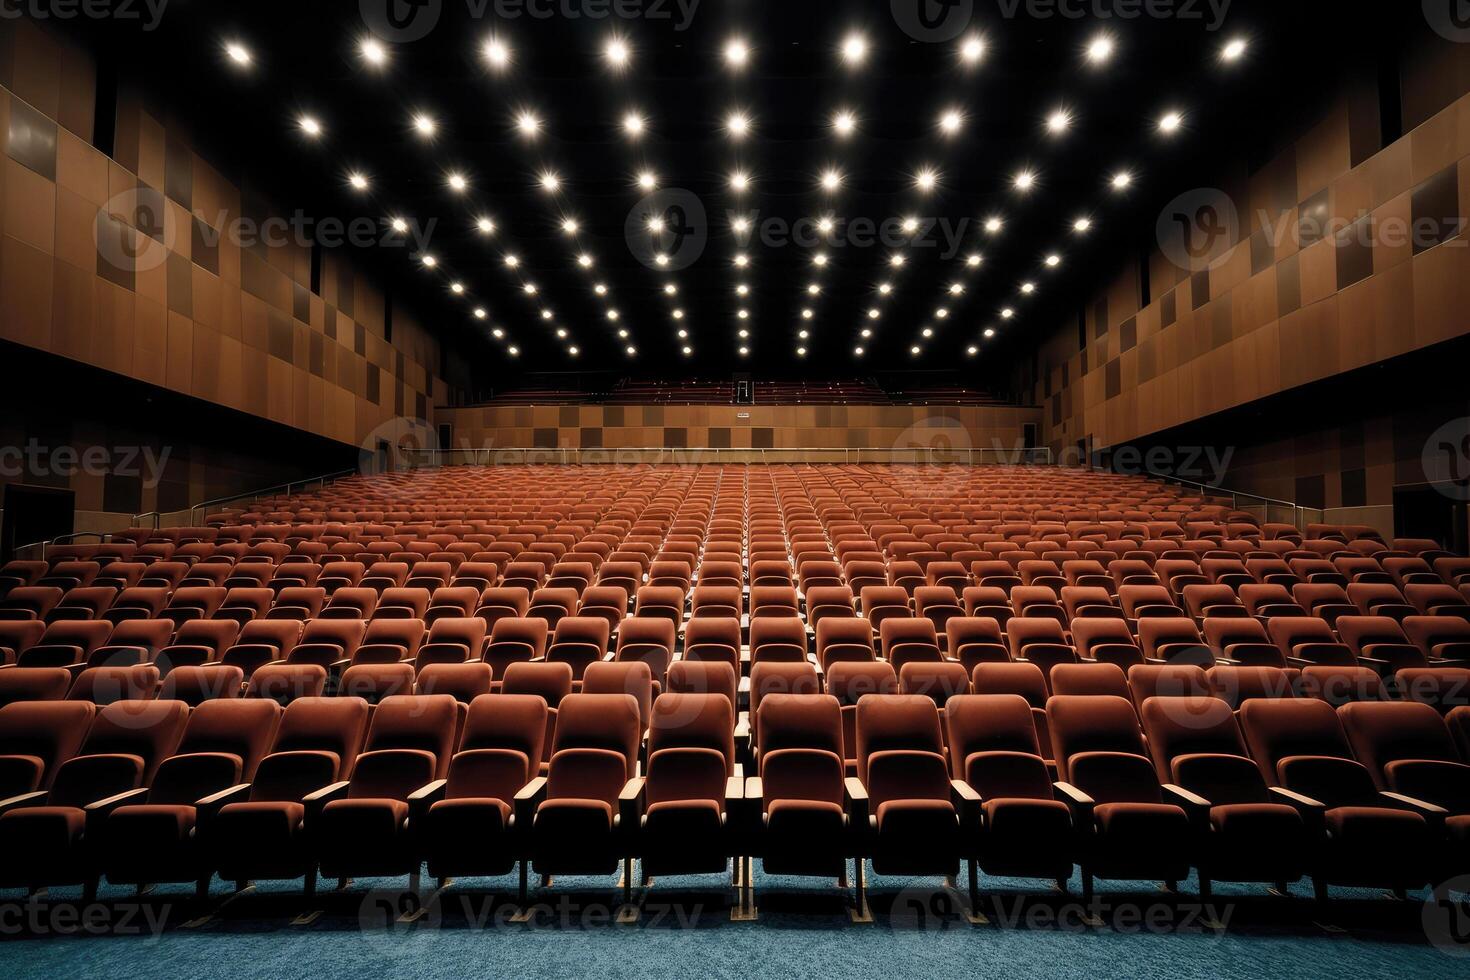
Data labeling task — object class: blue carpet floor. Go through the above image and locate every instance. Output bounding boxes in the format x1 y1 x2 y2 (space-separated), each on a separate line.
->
0 866 1461 979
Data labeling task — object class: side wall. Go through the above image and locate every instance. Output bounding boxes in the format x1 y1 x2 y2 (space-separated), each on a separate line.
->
1025 26 1470 510
0 20 454 507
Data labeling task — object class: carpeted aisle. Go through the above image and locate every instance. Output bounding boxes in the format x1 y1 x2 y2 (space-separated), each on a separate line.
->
0 865 1460 978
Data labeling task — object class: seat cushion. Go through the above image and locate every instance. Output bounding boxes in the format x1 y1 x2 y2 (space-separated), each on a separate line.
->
316 798 413 877
102 804 199 883
1320 806 1434 888
209 801 310 881
978 797 1073 879
643 799 726 875
762 799 847 876
423 797 515 878
532 798 619 875
1203 802 1309 883
0 806 86 886
1090 802 1192 882
873 798 959 876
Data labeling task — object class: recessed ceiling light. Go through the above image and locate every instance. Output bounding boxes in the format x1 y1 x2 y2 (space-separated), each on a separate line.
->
555 326 567 337
1221 37 1248 62
1013 170 1036 192
507 345 519 355
934 309 948 320
348 172 369 190
819 168 843 192
447 172 468 192
737 309 749 319
538 171 561 192
672 308 684 319
515 110 541 137
796 347 807 356
678 329 688 338
1044 253 1061 267
840 32 869 65
606 309 619 321
832 109 857 137
224 41 252 67
798 329 809 338
966 253 983 267
523 282 537 294
420 254 436 267
983 327 996 338
618 328 629 338
359 38 388 67
959 36 985 65
853 346 864 355
298 115 322 137
482 36 511 69
732 215 751 233
622 111 645 138
1158 110 1183 134
474 308 488 319
729 170 750 193
984 217 1003 234
543 310 556 321
738 328 750 338
736 283 750 296
595 283 608 295
738 346 749 356
682 345 692 355
1046 109 1071 134
636 170 658 191
603 36 630 69
1073 217 1092 232
664 283 677 295
867 308 880 319
1085 34 1114 64
476 217 496 235
577 253 593 268
914 167 939 193
390 217 408 233
1000 307 1014 319
901 216 919 234
910 346 922 355
967 345 978 355
813 252 828 267
889 254 906 267
801 309 814 319
647 215 666 234
654 253 670 266
625 345 637 355
490 325 501 335
817 216 836 234
724 37 750 68
733 252 750 267
568 345 579 356
807 283 821 295
922 326 935 336
503 254 520 268
860 328 872 338
877 282 892 295
561 217 579 234
1111 171 1133 190
413 113 437 137
939 108 964 135
1020 281 1035 294
726 110 752 139
948 282 964 295
450 282 464 294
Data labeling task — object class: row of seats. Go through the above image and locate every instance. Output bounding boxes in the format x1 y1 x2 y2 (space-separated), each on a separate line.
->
2 687 1465 909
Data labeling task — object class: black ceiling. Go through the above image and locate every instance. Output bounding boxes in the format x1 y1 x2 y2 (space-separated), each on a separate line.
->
67 0 1407 385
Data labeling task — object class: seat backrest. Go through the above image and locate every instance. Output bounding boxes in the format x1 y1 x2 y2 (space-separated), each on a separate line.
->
270 696 370 777
648 692 736 775
1045 694 1147 783
362 694 460 778
0 700 96 790
1139 695 1247 784
551 693 643 779
1238 697 1352 786
77 699 192 784
460 693 548 768
1049 662 1129 698
172 698 281 781
1339 700 1460 787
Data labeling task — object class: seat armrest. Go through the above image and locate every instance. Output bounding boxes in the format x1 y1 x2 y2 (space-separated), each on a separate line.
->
1268 785 1327 833
0 790 48 815
843 775 869 826
514 775 548 829
1162 783 1212 827
408 779 448 823
196 783 252 825
1053 780 1095 823
724 776 744 805
1380 791 1448 833
619 776 646 831
950 779 982 830
303 780 351 823
744 775 763 803
84 786 152 836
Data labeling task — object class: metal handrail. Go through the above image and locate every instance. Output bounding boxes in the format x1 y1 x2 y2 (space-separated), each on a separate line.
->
14 530 110 561
186 468 358 525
